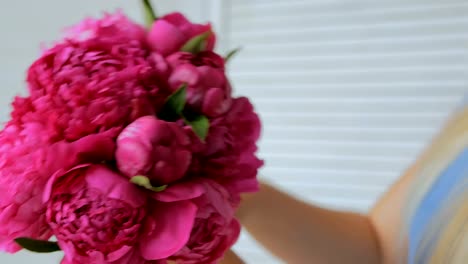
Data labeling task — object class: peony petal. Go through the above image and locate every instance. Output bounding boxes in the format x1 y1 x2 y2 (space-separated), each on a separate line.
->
211 219 242 263
151 180 205 202
72 134 116 163
44 135 115 174
0 205 16 225
148 20 187 56
116 116 164 178
198 66 225 88
85 165 147 207
200 181 234 219
16 199 41 222
169 64 200 88
162 12 191 27
226 177 260 194
59 241 78 264
116 139 152 178
110 248 148 264
226 219 242 247
42 164 90 203
60 257 71 264
203 88 226 117
107 245 133 262
140 201 197 260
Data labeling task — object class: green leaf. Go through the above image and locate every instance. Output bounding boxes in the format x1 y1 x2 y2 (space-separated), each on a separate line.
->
15 238 61 253
142 0 158 27
186 115 210 141
159 84 187 121
165 84 187 115
131 176 168 192
225 47 242 63
181 31 211 54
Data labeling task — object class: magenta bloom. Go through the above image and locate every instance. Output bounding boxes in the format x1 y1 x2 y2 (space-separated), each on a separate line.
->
0 8 262 264
168 51 232 117
0 123 52 252
0 124 114 253
25 13 170 142
148 12 216 57
190 98 263 205
45 165 147 263
167 180 241 264
45 167 205 263
116 116 192 185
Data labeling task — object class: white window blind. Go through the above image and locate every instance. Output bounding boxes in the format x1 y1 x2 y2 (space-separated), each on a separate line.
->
218 0 468 262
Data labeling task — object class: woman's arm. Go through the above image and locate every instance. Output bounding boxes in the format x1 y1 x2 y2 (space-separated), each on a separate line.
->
234 183 381 264
223 164 417 264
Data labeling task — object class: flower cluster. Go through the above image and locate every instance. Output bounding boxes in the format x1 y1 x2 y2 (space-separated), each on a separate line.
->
0 9 261 264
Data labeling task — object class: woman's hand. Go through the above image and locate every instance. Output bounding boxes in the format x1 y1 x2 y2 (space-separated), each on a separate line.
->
219 250 245 264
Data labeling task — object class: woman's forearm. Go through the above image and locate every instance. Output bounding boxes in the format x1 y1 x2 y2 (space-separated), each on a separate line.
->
236 183 382 264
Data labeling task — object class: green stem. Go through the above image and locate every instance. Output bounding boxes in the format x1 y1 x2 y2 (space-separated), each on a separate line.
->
142 0 157 27
225 47 242 63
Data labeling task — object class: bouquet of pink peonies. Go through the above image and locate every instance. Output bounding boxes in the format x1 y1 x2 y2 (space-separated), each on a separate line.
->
0 1 262 263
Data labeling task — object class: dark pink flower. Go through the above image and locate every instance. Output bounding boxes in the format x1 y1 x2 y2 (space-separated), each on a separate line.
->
116 116 192 185
147 12 216 57
190 98 263 205
0 123 114 253
46 166 203 263
0 123 52 252
45 165 147 264
167 51 232 117
0 9 262 264
153 180 240 264
25 12 171 142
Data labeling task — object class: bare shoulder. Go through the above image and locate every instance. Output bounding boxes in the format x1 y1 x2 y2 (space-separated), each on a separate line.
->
370 107 468 264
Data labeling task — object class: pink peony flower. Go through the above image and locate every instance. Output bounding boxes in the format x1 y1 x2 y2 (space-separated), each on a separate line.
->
167 51 232 117
116 116 192 185
0 9 262 264
46 165 203 263
0 123 114 253
0 123 52 252
25 12 171 142
147 12 216 57
189 98 263 205
166 180 241 264
45 165 148 264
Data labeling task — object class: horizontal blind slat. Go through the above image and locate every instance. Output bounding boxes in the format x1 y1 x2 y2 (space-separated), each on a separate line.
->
232 1 467 14
232 4 468 28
